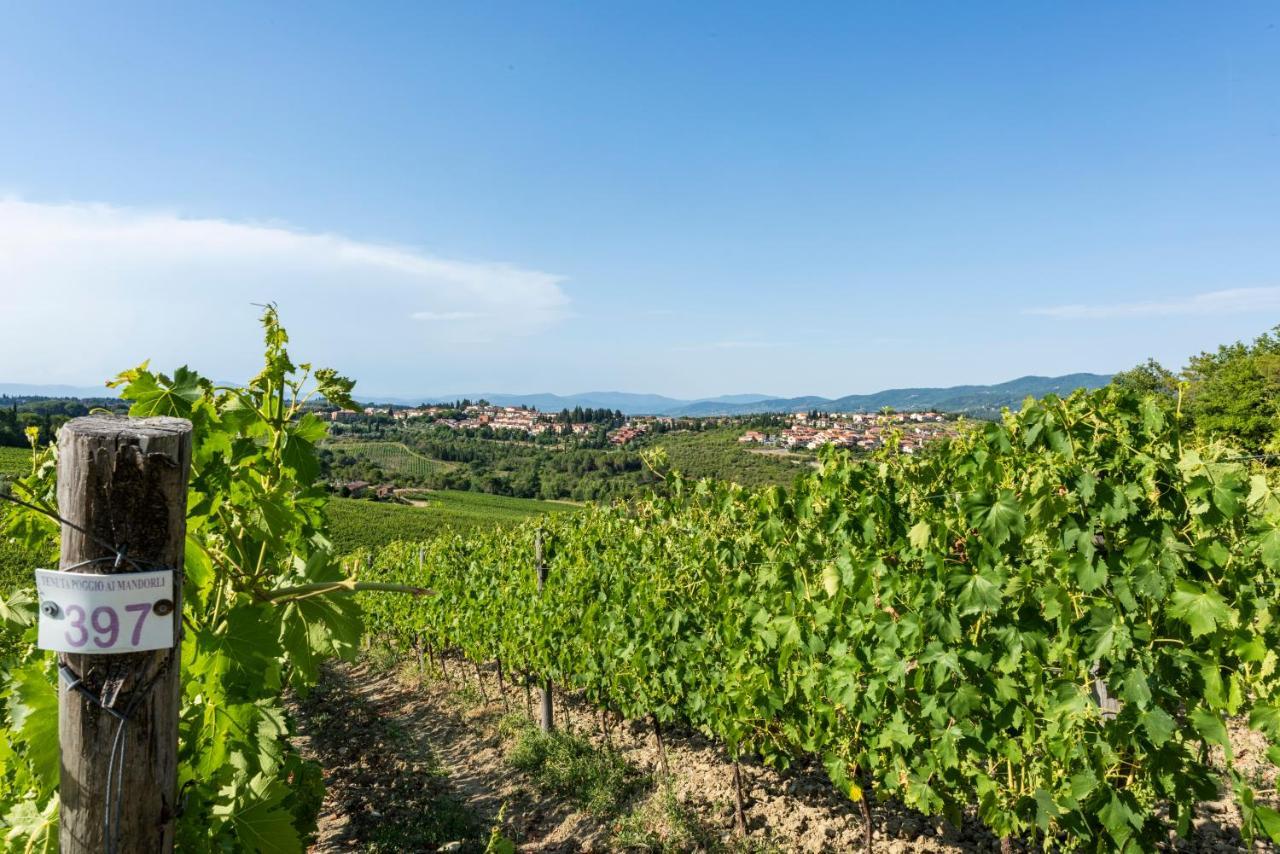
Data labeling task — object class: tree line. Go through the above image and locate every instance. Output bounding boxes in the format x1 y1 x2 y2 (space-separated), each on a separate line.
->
1112 325 1280 453
0 396 128 447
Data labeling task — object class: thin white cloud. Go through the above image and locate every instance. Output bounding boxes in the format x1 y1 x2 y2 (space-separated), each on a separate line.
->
1026 287 1280 319
0 198 570 385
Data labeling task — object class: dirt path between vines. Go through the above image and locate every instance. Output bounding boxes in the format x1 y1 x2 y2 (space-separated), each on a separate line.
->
296 659 615 852
296 658 1271 853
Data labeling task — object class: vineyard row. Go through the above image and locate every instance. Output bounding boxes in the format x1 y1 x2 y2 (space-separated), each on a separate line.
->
360 389 1280 851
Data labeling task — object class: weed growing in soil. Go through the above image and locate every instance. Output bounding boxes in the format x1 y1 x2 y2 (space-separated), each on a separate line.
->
612 783 722 852
611 784 788 854
503 714 648 817
364 793 482 854
450 680 485 709
363 640 401 673
496 711 529 740
482 803 517 854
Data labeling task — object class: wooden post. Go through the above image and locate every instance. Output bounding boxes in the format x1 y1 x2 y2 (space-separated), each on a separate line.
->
473 660 489 704
860 792 873 851
417 548 430 675
412 634 425 674
732 760 748 836
56 415 192 854
535 530 553 733
652 714 670 777
496 657 509 710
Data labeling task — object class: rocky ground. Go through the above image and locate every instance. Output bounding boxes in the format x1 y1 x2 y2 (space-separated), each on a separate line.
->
295 656 1276 853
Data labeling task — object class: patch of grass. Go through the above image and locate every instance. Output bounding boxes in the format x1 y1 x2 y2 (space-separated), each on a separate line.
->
325 491 571 553
363 641 401 674
613 784 723 853
497 711 531 740
326 440 459 481
503 715 648 818
642 428 807 489
450 680 485 709
363 795 482 854
0 446 33 480
406 489 573 520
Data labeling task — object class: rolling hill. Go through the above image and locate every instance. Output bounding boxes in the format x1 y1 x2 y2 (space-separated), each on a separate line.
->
361 375 1110 416
668 374 1113 417
361 390 778 413
8 375 1112 418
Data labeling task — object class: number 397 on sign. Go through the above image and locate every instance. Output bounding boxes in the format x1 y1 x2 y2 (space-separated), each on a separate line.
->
34 569 176 654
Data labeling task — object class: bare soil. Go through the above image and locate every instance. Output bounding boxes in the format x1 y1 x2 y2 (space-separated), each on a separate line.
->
296 657 1276 853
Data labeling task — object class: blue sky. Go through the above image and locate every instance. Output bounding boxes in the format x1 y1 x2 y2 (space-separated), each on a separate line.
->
1 2 1277 399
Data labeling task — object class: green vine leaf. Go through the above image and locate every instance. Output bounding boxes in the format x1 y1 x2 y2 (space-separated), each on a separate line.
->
1168 580 1236 638
212 774 302 854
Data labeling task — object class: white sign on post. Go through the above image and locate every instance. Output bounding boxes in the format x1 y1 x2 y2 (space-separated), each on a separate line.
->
34 569 175 654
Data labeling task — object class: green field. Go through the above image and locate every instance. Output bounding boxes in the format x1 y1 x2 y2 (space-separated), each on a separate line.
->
647 428 809 489
1 443 563 563
325 440 457 481
325 490 573 554
0 447 33 480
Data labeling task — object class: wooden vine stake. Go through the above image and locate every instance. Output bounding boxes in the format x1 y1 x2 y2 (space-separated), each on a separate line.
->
732 760 748 836
413 548 426 674
495 657 509 710
599 708 611 747
651 714 670 777
411 633 425 674
535 530 553 732
859 789 873 851
56 415 192 854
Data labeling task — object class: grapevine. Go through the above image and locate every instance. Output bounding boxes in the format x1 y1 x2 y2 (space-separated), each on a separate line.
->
0 307 414 852
362 388 1280 850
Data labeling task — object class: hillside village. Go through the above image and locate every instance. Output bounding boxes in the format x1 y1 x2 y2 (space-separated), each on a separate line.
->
331 402 665 444
740 410 962 453
327 402 963 453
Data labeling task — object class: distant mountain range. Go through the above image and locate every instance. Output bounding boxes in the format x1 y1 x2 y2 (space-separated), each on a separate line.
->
666 374 1113 417
0 382 119 399
363 391 782 414
3 374 1113 417
367 374 1113 417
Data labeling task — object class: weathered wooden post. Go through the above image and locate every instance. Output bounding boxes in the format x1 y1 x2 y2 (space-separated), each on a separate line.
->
535 529 553 732
54 416 192 854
